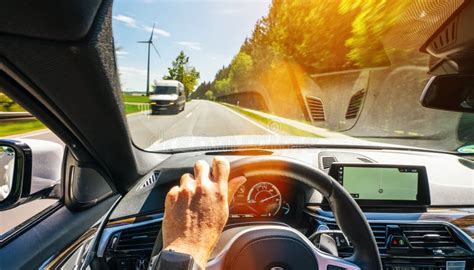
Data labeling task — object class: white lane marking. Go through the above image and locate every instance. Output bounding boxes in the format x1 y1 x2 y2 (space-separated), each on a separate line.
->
216 103 277 135
185 112 193 118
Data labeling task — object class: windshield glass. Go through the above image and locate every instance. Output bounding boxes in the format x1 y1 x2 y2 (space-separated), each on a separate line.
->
113 0 473 153
154 86 178 95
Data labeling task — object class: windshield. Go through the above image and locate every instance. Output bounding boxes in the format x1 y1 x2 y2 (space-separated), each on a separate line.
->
153 86 178 95
113 0 473 153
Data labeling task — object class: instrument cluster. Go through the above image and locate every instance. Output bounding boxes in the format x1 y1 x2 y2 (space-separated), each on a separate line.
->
229 178 303 219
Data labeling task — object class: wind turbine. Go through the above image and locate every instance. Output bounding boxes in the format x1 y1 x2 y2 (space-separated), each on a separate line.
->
138 23 162 96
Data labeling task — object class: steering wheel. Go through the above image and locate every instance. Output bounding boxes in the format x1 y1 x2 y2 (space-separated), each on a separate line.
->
206 156 382 270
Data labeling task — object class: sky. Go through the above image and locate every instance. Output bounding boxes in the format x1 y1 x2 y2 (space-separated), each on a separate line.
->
112 0 271 92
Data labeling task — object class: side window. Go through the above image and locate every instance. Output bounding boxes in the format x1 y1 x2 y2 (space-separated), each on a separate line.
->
0 91 63 236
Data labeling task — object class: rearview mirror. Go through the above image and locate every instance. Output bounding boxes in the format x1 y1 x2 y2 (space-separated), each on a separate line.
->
420 74 474 113
0 140 32 210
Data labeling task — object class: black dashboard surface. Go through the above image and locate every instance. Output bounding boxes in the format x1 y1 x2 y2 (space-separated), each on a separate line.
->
110 153 311 220
110 148 474 220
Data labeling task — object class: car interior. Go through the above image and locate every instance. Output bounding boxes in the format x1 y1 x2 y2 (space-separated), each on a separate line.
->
0 0 473 270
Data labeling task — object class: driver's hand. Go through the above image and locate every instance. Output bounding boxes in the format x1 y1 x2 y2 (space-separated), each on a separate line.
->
162 157 246 269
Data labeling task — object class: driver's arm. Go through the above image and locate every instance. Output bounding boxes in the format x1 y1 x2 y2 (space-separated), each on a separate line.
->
150 157 246 270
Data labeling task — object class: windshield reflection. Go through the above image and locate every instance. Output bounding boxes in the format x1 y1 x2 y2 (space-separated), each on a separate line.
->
114 0 473 153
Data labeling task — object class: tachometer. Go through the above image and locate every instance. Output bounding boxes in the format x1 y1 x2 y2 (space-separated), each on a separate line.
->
247 182 282 216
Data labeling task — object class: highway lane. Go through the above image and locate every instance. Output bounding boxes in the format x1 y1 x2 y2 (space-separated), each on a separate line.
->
127 100 273 149
5 100 273 148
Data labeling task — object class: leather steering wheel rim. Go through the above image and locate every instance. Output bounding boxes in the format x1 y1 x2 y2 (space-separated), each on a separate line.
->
226 156 382 270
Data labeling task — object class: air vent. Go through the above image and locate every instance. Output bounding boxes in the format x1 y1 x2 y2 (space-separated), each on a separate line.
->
140 171 160 189
323 221 387 248
113 222 161 254
431 18 458 51
400 224 456 248
321 156 337 169
345 90 365 119
306 96 325 122
370 224 389 248
321 221 460 254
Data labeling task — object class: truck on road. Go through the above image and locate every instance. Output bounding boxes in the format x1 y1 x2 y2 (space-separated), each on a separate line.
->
150 80 186 114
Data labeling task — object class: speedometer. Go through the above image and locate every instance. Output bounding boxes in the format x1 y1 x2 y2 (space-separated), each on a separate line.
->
247 182 282 217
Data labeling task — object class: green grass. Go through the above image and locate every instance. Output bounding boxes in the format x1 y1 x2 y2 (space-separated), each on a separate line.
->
0 103 26 112
224 104 322 138
0 120 46 137
122 95 150 103
124 104 148 114
0 104 145 137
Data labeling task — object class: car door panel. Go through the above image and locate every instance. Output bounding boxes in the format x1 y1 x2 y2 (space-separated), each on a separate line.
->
0 196 118 270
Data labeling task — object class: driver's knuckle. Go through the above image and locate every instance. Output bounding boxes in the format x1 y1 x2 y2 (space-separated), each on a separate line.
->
214 190 226 202
195 160 207 170
195 185 204 194
214 157 228 167
166 186 180 202
181 173 193 181
181 186 191 194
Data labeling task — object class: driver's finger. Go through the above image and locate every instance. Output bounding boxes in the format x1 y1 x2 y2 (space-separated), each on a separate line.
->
227 176 247 204
194 160 211 185
180 173 196 193
212 157 230 188
165 185 180 207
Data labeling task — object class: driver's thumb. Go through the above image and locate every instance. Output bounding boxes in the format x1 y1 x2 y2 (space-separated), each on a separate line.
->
227 176 247 205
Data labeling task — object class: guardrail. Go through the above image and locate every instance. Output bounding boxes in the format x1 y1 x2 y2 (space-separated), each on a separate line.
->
0 112 35 122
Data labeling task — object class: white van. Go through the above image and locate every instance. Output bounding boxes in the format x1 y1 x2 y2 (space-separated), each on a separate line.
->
149 80 186 114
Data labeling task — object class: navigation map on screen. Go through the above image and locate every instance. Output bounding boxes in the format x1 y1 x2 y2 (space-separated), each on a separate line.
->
339 167 419 201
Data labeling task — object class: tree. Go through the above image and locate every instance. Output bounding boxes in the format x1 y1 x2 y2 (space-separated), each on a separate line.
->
208 0 421 98
229 52 253 84
163 51 200 97
204 90 215 101
339 0 412 68
190 81 212 99
0 92 23 112
213 77 232 96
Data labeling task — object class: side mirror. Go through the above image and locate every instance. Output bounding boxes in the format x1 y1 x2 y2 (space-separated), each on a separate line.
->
0 140 32 210
420 74 474 113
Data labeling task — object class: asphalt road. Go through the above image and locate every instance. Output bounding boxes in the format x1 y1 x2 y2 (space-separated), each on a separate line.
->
6 100 273 148
127 100 273 148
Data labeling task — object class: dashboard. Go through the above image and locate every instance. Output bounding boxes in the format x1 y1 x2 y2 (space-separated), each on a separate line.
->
43 147 474 270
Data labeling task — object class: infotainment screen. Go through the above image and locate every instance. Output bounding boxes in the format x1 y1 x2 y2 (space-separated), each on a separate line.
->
327 164 430 207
